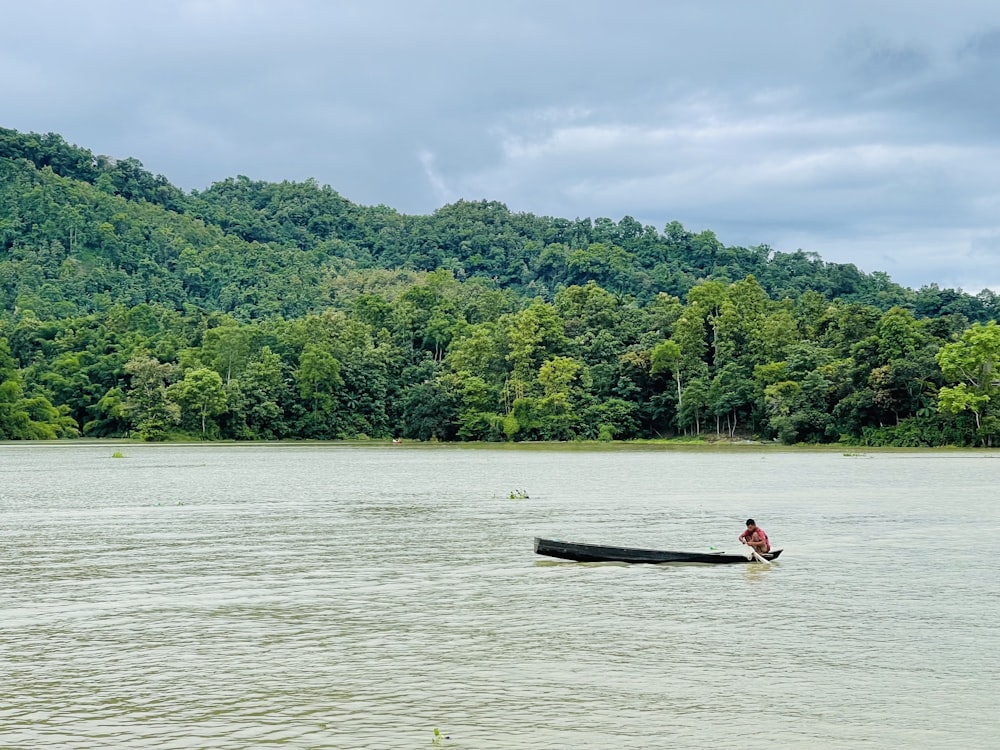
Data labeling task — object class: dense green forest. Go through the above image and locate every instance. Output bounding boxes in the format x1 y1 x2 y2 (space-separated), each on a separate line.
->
3 126 1000 446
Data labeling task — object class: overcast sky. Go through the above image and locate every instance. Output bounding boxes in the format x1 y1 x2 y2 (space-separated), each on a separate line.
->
4 0 1000 292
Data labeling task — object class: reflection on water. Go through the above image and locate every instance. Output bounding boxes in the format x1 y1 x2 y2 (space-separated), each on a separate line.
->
1 444 998 749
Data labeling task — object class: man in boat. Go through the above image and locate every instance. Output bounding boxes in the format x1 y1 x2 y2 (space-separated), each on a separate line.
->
738 519 770 555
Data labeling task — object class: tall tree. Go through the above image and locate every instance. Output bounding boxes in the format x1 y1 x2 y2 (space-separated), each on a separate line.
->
295 343 343 437
169 367 227 435
122 354 180 440
936 321 1000 442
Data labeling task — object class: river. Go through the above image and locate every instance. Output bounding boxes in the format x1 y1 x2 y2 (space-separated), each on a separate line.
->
1 443 997 748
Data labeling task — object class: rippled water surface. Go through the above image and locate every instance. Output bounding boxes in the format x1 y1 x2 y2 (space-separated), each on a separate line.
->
1 444 998 749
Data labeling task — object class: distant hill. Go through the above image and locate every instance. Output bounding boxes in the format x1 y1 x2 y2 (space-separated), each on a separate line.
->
3 126 995 322
2 126 997 449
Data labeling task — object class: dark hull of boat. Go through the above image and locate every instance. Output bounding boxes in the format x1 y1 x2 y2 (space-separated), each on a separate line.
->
534 537 783 564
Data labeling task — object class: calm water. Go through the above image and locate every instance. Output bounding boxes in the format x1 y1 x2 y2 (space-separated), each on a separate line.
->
1 444 998 749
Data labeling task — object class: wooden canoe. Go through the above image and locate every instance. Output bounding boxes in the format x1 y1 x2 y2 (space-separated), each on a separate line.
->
534 537 783 564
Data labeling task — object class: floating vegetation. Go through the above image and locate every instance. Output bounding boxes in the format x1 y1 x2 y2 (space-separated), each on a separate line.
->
508 488 529 499
111 451 125 459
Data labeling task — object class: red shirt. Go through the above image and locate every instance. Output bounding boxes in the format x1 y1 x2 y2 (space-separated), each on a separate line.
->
739 526 770 551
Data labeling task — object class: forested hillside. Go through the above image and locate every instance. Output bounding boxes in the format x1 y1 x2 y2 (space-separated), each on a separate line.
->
3 126 1000 445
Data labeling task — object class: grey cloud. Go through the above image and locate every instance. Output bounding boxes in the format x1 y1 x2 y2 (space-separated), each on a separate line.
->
959 27 1000 59
833 28 932 92
4 0 1000 291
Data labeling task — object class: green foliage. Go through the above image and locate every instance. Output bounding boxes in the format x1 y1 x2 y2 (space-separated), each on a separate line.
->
0 336 77 438
121 353 181 441
169 367 227 435
936 321 1000 443
4 126 1000 446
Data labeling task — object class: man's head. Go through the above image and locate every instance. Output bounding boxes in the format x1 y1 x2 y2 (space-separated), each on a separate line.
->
745 519 756 529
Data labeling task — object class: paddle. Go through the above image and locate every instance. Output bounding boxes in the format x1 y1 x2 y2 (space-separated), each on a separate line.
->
742 544 771 564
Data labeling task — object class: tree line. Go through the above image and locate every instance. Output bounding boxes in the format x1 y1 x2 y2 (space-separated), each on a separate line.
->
2 126 1000 445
